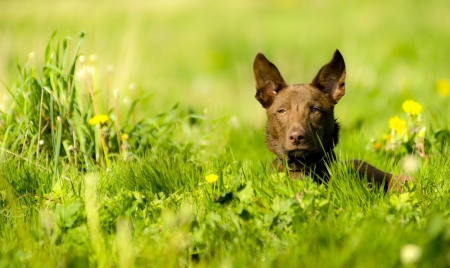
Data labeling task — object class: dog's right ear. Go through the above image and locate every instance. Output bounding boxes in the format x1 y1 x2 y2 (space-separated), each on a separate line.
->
253 53 287 108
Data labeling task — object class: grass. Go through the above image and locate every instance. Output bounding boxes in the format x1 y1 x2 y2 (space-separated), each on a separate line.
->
1 0 450 267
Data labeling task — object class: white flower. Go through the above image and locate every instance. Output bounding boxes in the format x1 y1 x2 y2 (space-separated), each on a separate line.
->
400 244 421 265
75 66 95 80
229 116 240 128
107 65 114 73
89 54 98 62
418 127 426 138
401 155 420 174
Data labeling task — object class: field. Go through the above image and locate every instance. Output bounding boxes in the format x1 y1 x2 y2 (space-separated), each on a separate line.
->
1 0 450 267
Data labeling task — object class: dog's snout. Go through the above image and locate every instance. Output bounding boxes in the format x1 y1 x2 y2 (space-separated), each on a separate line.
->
288 128 305 145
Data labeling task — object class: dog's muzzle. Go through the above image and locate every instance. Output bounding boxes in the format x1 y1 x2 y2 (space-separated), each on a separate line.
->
287 149 310 159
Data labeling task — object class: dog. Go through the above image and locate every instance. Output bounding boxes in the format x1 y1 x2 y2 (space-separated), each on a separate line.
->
253 50 412 192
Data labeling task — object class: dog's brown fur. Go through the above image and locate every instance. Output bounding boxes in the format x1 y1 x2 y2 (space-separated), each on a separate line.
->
253 50 412 192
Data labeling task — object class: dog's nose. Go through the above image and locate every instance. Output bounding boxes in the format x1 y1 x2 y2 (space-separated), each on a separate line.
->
288 129 305 145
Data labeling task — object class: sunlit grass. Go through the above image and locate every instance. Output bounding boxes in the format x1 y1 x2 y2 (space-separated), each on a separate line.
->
1 0 450 267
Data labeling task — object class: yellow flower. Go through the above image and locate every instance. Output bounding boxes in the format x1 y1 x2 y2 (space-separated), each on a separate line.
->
386 134 392 141
205 174 218 184
88 114 109 126
389 116 406 134
374 142 381 151
121 133 129 141
402 100 423 115
436 79 450 96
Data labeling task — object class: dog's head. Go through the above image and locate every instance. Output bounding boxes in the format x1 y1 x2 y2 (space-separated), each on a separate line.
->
253 50 346 169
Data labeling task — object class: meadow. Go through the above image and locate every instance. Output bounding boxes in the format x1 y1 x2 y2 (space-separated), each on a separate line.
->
1 0 450 267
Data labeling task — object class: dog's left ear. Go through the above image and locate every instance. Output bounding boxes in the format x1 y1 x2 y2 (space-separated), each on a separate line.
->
311 49 346 104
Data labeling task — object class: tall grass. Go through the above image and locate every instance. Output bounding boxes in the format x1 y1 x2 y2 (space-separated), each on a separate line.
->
2 32 90 169
1 143 450 266
0 31 235 266
1 32 227 172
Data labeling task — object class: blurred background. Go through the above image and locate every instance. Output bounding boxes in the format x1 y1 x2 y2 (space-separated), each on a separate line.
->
1 0 449 161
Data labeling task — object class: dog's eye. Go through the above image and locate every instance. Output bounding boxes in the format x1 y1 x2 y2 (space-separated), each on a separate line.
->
311 107 320 113
277 108 286 114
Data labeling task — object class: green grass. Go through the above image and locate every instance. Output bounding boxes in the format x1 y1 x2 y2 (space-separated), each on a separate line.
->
1 0 450 267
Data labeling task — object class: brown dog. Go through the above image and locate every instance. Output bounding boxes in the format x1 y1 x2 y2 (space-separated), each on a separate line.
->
253 50 411 192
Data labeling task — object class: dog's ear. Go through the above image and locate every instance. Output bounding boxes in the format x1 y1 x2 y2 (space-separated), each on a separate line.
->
311 49 346 104
253 53 287 108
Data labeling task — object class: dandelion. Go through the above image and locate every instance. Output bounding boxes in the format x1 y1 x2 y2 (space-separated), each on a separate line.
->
374 141 381 151
418 126 426 138
123 97 131 106
400 244 421 265
121 133 129 142
402 100 423 115
386 134 392 141
89 54 98 62
113 89 119 99
76 66 95 80
128 83 136 92
88 114 109 126
205 174 218 184
229 116 240 128
436 79 450 96
389 116 406 134
107 65 114 73
401 155 421 173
